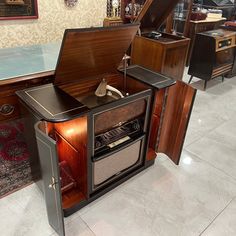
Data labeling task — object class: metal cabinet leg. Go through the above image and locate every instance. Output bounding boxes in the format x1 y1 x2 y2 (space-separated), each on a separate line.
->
222 75 224 82
188 75 193 84
204 80 207 90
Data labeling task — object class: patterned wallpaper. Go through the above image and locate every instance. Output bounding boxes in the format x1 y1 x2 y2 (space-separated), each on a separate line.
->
0 0 107 48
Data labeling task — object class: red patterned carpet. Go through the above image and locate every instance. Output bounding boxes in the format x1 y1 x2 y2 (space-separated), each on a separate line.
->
0 119 32 198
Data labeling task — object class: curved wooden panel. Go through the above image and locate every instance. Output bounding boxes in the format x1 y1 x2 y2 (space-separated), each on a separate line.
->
157 81 196 164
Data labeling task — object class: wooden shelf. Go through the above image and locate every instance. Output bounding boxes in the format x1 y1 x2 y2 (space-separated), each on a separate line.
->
62 188 86 210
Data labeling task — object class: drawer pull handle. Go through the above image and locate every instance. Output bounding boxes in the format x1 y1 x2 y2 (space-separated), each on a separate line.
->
0 104 15 116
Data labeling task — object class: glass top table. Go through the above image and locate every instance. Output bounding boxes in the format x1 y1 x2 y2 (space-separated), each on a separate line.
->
0 42 61 81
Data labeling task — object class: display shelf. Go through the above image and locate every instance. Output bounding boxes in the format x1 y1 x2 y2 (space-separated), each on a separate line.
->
121 0 146 23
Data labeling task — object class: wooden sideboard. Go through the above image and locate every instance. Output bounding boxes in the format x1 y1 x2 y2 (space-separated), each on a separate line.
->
0 73 53 122
188 29 236 89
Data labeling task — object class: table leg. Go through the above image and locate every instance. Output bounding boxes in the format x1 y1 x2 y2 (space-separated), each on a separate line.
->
188 75 193 84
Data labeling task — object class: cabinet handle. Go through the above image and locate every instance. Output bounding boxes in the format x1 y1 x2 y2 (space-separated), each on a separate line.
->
48 176 57 190
0 104 15 116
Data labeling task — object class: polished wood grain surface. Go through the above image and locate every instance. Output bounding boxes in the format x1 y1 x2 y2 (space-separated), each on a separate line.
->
62 188 86 210
146 147 156 161
0 75 53 122
0 71 53 87
94 99 146 134
126 76 151 94
131 35 190 80
53 116 88 208
58 74 124 99
54 24 139 86
157 81 196 165
54 116 88 154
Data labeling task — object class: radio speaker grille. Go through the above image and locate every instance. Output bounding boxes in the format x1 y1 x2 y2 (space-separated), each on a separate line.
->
93 140 141 186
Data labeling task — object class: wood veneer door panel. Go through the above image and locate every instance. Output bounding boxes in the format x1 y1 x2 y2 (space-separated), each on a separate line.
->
157 81 196 164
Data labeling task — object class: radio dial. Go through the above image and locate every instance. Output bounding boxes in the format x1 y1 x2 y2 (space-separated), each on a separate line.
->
132 122 140 130
95 140 102 149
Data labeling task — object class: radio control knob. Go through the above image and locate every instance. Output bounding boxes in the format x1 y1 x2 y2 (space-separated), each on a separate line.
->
95 140 102 149
228 41 231 45
219 43 222 47
132 122 140 130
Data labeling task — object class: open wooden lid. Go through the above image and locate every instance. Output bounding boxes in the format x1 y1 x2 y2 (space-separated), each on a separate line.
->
54 23 140 86
135 0 180 32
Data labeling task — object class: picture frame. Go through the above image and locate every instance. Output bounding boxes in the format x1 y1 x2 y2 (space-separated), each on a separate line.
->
0 0 38 20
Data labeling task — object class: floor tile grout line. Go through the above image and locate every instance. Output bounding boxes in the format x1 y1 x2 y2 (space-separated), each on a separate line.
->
184 134 205 148
199 196 236 236
185 149 236 185
80 216 97 236
184 117 230 149
186 135 236 154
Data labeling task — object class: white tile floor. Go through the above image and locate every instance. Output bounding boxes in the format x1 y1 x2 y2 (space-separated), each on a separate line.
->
1 72 236 236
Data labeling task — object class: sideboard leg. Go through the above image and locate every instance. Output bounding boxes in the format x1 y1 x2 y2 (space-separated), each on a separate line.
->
188 75 193 84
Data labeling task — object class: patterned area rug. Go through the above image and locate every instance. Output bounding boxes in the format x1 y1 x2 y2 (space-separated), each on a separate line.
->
0 119 32 198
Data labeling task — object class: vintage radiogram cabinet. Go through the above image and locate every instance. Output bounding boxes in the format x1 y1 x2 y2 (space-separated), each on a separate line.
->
17 24 196 236
188 29 236 89
130 0 190 81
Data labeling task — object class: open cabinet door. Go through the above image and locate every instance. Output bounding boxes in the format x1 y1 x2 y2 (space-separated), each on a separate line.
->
157 81 196 164
35 122 65 236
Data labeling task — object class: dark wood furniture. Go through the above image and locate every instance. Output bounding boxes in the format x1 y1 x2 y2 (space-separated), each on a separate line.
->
131 0 190 81
185 18 226 66
0 73 53 123
220 24 236 77
188 29 236 90
17 23 196 236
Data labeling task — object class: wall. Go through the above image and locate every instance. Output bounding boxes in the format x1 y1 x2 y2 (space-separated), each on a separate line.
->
0 0 107 48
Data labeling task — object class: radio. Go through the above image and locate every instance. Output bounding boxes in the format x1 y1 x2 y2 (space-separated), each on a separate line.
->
94 118 143 156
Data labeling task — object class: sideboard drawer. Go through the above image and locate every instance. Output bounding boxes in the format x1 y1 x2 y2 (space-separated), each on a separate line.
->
0 95 21 122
